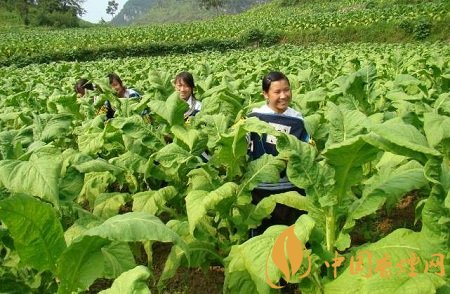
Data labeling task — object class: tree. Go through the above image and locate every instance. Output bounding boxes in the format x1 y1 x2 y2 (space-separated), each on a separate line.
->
199 0 225 10
106 0 119 19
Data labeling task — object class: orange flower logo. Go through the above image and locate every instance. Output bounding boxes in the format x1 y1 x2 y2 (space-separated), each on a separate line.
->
265 225 312 288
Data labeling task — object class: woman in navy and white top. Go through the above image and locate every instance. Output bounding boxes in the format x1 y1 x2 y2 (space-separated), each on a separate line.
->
248 71 310 236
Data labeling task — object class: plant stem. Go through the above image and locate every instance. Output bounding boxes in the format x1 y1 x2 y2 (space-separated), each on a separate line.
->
325 206 335 253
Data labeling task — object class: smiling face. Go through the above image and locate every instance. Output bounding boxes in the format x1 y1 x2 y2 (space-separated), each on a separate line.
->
263 79 291 113
175 78 193 101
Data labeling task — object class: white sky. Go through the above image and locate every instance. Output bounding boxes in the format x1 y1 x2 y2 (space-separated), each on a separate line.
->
81 0 128 23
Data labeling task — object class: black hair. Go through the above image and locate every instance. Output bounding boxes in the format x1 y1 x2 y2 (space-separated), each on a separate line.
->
262 71 290 92
108 72 123 86
75 78 94 94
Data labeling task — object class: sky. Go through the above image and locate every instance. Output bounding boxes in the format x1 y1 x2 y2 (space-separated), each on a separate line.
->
81 0 128 23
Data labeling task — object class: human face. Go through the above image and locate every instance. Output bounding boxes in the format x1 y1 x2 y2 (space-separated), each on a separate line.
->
111 80 125 97
175 79 193 101
76 86 85 97
263 79 291 113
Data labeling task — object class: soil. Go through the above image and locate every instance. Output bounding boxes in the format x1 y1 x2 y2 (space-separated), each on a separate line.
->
87 242 224 294
149 242 224 294
350 190 421 245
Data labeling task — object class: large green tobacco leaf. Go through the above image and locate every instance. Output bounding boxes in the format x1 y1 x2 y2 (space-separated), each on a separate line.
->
364 160 428 208
109 151 148 174
277 134 335 206
368 118 441 161
0 152 62 207
323 135 379 202
237 154 285 196
78 171 117 207
98 266 151 294
77 128 105 155
132 186 178 215
187 167 221 192
324 102 368 146
40 113 74 143
186 182 238 235
224 216 315 294
323 229 447 294
57 236 111 294
210 121 248 179
154 143 195 168
423 112 450 148
93 193 129 219
171 125 207 155
199 114 229 149
63 217 136 280
83 212 188 254
246 191 312 228
148 92 187 126
74 159 124 175
201 89 243 119
0 194 66 272
101 242 137 279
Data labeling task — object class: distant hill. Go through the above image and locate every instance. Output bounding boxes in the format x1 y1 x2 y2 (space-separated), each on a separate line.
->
111 0 270 25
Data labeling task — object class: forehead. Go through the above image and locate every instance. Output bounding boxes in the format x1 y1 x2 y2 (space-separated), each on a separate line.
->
175 78 190 86
268 79 290 90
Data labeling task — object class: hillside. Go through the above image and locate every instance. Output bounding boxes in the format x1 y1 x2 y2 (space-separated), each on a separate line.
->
112 0 270 25
1 0 449 67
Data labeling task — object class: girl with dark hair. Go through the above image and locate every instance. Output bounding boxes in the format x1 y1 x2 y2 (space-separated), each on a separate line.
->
248 71 310 236
174 71 201 119
108 72 140 98
74 78 94 97
75 78 115 119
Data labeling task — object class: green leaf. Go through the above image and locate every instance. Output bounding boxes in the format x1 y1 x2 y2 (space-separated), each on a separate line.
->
148 92 187 126
132 186 178 215
57 236 111 294
102 242 137 279
238 154 285 196
186 182 238 235
246 191 311 228
83 212 188 253
74 159 124 175
210 121 248 179
98 265 151 294
324 102 368 145
0 152 62 207
93 193 128 219
0 194 66 272
224 216 315 294
323 136 379 202
187 167 221 192
369 118 441 158
154 143 194 169
109 151 148 174
364 160 428 208
77 128 105 155
78 171 117 207
324 230 447 294
40 113 74 143
423 112 450 147
277 134 335 206
171 125 207 155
